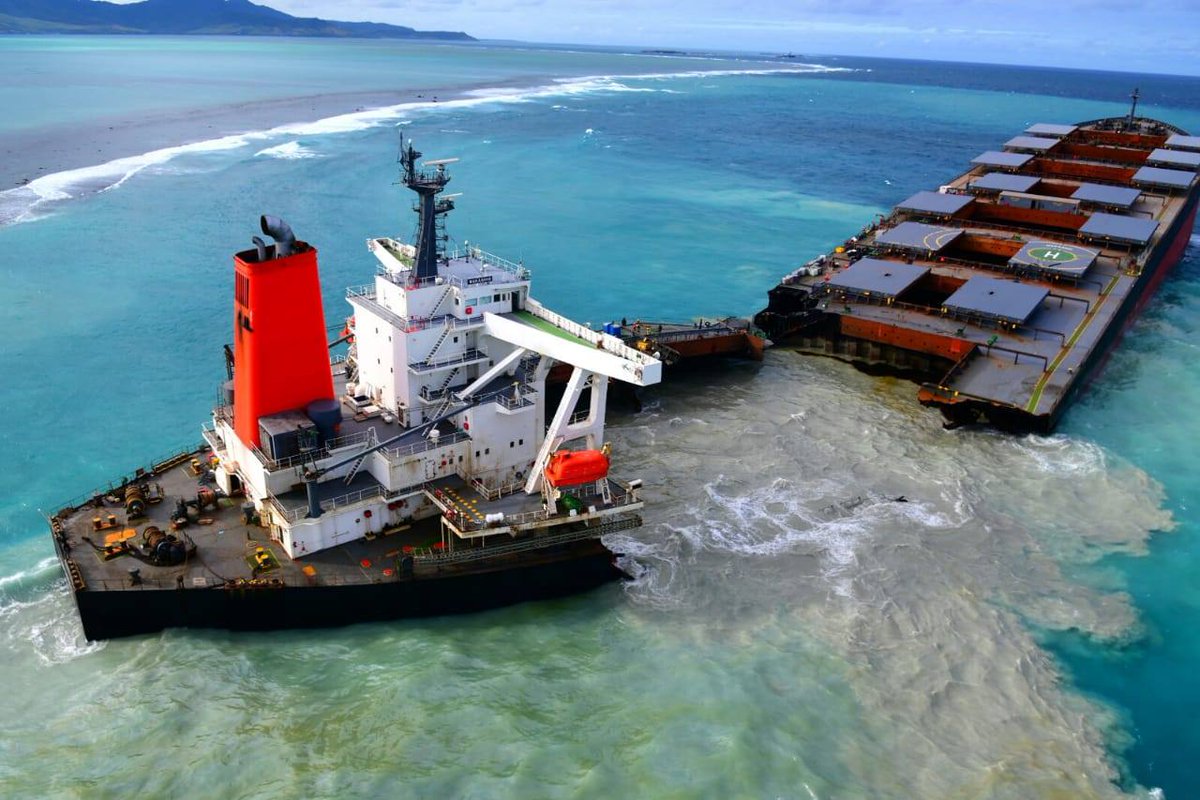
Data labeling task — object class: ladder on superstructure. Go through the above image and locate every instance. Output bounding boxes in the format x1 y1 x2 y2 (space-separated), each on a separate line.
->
342 427 380 485
424 322 454 366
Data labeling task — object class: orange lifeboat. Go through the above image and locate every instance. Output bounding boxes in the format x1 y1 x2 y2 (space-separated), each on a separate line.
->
544 449 610 487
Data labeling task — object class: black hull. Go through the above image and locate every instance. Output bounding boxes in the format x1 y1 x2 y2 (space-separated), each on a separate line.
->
69 543 624 640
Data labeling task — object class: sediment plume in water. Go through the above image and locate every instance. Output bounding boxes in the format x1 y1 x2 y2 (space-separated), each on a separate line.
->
606 352 1169 798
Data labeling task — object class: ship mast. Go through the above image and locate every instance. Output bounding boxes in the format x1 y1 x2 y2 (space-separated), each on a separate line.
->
1127 87 1140 127
399 136 457 281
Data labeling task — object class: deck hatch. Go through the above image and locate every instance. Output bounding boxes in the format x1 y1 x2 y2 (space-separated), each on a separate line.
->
826 258 929 299
1004 136 1059 153
1007 241 1099 277
874 221 963 253
969 173 1040 193
1025 123 1077 137
1147 148 1200 170
1079 212 1160 246
971 150 1033 169
1070 183 1141 209
1132 166 1196 190
895 190 973 216
1165 134 1200 153
943 277 1048 325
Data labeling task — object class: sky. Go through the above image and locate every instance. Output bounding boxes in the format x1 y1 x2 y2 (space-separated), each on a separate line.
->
252 0 1200 76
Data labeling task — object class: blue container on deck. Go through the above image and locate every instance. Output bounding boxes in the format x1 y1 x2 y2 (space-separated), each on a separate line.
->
602 323 622 336
306 398 343 443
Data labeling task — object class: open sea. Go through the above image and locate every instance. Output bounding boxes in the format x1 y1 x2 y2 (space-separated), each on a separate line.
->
2 36 1199 799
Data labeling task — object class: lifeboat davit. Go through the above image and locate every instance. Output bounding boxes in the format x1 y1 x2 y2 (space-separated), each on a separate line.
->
544 449 610 487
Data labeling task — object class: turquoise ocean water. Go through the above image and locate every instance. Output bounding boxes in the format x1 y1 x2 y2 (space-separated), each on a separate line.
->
1 36 1199 798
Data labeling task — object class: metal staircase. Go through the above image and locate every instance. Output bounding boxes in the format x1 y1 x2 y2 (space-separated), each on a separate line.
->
430 284 454 316
437 367 459 394
423 322 454 366
342 427 380 485
429 389 460 423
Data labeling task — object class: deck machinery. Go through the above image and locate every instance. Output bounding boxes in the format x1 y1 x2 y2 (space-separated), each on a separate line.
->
757 102 1200 431
50 141 661 640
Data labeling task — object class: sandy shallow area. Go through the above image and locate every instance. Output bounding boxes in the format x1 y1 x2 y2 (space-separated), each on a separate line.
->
0 76 551 189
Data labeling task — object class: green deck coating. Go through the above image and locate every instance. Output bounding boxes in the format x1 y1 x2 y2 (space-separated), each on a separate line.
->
513 310 593 346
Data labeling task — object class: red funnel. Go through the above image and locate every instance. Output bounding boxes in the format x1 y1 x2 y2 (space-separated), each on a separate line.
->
232 242 334 446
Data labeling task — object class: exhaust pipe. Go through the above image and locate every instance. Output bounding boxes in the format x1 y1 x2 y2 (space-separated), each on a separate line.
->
260 215 295 259
251 235 267 262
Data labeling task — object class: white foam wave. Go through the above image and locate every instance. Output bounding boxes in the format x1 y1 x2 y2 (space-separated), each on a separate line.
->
1010 434 1107 476
606 528 688 610
254 141 319 160
24 611 106 665
1 589 105 664
0 61 844 226
0 559 104 664
0 554 73 621
0 132 251 225
681 476 956 599
0 556 58 590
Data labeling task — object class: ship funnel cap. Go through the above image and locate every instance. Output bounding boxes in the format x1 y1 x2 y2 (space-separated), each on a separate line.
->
260 215 296 259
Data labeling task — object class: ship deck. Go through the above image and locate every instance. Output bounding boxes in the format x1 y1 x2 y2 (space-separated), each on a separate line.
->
52 448 639 596
759 115 1199 428
808 253 1134 411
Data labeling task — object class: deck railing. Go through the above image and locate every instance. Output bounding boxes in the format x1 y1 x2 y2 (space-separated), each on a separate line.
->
381 431 470 461
51 442 203 514
525 298 658 367
414 516 640 566
373 245 531 291
269 484 389 523
451 481 640 533
408 348 487 373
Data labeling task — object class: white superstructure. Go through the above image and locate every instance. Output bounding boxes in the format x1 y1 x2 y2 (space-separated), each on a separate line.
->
203 167 660 562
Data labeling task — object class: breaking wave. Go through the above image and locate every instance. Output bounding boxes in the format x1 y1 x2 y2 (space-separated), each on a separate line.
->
0 62 842 227
0 556 101 665
254 141 320 160
0 555 58 594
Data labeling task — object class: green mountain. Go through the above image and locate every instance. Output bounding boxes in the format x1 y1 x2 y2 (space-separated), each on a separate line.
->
0 0 474 39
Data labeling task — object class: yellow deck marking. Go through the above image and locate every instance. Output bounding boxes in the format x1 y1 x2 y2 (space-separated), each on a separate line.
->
445 488 485 521
1025 272 1122 413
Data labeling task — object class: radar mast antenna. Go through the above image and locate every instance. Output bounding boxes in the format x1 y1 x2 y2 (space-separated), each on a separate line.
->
398 133 456 282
